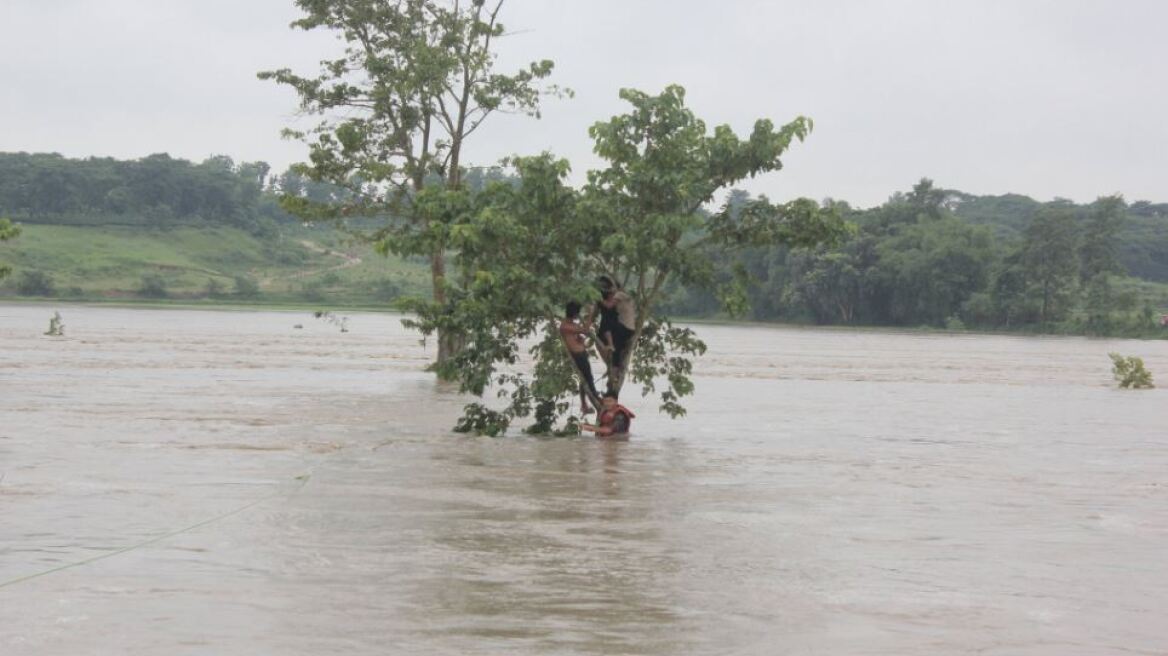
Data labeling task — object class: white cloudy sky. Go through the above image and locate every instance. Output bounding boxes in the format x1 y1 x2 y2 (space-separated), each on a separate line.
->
1 0 1164 207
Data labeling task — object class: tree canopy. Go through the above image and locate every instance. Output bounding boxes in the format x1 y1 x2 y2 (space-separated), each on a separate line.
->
407 85 849 435
259 0 565 366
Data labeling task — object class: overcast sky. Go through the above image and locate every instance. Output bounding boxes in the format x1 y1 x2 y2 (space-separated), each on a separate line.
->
1 0 1164 207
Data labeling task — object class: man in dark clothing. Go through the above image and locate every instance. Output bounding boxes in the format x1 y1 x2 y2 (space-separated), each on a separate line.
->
560 301 598 413
592 276 636 393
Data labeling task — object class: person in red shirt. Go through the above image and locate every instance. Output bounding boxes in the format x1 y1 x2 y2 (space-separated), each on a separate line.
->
581 392 635 439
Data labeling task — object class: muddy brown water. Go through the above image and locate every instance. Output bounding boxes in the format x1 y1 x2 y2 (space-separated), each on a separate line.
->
1 304 1166 655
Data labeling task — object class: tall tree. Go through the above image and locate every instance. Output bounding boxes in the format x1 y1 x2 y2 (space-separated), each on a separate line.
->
904 177 950 221
988 248 1035 327
871 219 995 326
1023 207 1079 323
411 86 848 434
259 0 564 367
1079 195 1127 326
786 247 864 324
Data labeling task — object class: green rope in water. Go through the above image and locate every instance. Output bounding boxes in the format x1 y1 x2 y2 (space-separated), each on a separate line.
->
0 473 311 591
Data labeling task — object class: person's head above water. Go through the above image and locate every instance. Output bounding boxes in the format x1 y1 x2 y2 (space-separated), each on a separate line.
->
597 275 616 294
602 391 618 409
565 301 582 319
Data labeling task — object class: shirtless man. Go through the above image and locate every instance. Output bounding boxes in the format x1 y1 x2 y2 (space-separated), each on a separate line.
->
560 301 598 414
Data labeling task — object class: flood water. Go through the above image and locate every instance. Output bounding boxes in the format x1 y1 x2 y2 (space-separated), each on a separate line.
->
2 304 1166 655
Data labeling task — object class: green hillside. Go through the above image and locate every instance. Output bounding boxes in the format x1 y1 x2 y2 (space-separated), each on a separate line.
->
0 223 430 306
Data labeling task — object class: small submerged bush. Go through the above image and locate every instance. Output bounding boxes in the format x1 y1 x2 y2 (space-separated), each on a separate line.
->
454 403 510 437
44 311 64 336
1109 353 1154 389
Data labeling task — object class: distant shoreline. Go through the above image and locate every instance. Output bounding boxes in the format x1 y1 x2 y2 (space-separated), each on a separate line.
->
4 297 1165 341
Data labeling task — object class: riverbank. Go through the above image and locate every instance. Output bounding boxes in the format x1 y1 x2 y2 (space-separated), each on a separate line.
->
0 295 399 314
5 295 1167 340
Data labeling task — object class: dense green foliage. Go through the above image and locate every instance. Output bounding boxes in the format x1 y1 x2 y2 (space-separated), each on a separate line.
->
664 180 1168 336
408 86 848 434
950 192 1168 282
0 152 288 235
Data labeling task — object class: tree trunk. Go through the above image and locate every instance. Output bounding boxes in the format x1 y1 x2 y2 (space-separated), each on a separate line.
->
430 247 460 374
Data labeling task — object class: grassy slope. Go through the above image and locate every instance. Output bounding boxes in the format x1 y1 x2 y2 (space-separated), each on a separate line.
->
0 224 431 305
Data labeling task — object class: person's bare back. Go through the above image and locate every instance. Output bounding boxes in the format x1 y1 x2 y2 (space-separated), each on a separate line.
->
559 318 589 354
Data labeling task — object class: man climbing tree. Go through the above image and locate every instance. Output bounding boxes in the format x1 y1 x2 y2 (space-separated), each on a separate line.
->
259 0 566 370
411 85 850 435
593 275 636 393
559 301 599 414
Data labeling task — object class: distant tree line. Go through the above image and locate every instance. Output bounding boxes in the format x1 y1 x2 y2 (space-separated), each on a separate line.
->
663 180 1168 334
2 151 1165 334
0 152 305 236
0 152 517 240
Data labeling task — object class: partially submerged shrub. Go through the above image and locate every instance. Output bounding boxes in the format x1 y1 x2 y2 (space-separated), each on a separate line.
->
44 311 64 336
1109 353 1154 389
454 403 510 437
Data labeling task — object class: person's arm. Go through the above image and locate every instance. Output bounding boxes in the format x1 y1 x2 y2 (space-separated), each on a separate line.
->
580 422 611 436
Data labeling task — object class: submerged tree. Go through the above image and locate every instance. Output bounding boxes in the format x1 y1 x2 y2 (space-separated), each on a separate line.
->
259 0 565 368
1109 353 1154 389
410 86 849 434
